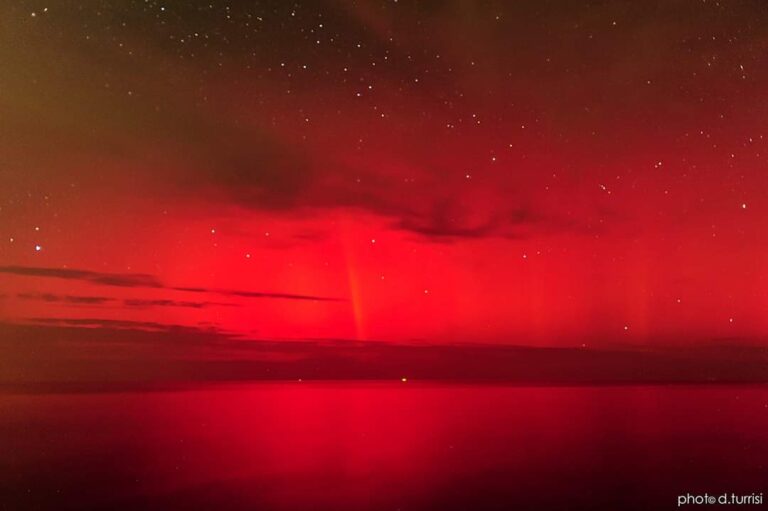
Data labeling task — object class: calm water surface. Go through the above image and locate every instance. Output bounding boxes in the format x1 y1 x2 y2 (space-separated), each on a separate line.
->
1 384 767 510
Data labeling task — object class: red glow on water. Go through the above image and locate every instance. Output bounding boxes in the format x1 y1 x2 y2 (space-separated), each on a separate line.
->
3 384 768 510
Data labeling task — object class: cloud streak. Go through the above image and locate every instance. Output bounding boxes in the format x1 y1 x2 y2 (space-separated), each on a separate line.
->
123 298 239 309
171 286 343 302
17 293 114 305
0 265 343 302
0 266 161 288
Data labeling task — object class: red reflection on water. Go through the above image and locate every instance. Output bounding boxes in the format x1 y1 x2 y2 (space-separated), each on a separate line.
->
2 384 768 510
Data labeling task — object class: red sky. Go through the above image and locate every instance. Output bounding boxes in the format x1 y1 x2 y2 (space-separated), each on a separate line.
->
2 0 768 349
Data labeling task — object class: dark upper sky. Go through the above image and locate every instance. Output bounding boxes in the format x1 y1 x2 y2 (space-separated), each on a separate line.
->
2 0 768 345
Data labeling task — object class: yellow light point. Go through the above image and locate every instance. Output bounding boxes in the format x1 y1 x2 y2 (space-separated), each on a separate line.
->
401 377 408 382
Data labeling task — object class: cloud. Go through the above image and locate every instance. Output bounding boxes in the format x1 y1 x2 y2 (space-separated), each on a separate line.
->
5 0 767 246
26 317 199 333
17 293 114 305
0 266 161 288
0 265 343 302
123 299 239 309
171 287 343 302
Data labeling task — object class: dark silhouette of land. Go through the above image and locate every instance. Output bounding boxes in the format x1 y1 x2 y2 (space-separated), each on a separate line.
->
2 321 767 393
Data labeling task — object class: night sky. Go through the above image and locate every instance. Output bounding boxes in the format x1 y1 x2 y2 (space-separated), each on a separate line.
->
3 0 768 352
